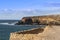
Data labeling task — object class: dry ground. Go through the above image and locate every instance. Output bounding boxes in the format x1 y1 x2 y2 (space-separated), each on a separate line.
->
10 25 60 40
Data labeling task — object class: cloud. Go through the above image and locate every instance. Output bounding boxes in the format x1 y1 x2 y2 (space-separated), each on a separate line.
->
45 1 60 7
0 8 60 20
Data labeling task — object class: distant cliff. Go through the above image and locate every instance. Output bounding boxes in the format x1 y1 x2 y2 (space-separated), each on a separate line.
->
15 15 60 25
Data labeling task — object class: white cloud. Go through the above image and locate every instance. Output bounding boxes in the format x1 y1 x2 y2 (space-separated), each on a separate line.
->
0 8 60 20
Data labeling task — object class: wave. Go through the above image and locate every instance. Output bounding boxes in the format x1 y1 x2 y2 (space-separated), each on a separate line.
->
0 23 15 25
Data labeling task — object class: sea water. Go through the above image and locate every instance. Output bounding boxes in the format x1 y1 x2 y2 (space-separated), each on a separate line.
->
0 20 45 40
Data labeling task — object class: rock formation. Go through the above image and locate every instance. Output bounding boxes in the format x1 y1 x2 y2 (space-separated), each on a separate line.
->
15 15 60 25
10 25 60 40
10 15 60 40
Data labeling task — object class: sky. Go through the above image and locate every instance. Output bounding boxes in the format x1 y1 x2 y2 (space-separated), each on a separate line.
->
0 0 60 20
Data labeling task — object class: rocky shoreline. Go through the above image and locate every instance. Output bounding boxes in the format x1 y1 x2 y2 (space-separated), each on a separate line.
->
15 15 60 25
10 15 60 40
10 25 60 40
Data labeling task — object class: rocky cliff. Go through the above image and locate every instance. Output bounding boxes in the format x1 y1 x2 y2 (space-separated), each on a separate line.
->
10 15 60 40
10 25 60 40
15 15 60 25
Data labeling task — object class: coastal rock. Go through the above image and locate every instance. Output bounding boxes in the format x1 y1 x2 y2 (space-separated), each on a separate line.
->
10 25 60 40
16 15 60 25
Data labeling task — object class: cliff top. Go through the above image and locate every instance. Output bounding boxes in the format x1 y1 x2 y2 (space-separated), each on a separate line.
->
14 25 46 34
22 14 60 18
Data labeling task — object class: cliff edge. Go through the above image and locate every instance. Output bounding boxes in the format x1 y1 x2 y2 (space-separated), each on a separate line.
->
10 25 60 40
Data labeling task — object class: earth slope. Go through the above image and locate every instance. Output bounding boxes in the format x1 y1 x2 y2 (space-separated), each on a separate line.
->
10 25 60 40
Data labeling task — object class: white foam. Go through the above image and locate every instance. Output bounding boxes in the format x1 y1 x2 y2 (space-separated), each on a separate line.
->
0 23 15 25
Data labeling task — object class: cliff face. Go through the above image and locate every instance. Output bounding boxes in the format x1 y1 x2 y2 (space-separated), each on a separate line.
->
16 15 60 25
10 25 60 40
10 15 60 40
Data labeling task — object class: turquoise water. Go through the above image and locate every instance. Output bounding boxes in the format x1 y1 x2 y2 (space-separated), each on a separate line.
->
0 20 45 40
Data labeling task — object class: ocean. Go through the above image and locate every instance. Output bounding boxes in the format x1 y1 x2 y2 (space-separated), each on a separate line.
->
0 20 45 40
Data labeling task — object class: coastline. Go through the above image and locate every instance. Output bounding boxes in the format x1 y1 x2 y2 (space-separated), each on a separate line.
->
10 25 60 40
9 15 60 40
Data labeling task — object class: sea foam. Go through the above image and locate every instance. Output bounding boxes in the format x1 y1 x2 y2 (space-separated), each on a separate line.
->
0 23 15 25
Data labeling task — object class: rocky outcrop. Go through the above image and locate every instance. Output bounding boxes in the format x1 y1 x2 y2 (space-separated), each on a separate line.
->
15 15 60 25
10 25 60 40
10 15 60 40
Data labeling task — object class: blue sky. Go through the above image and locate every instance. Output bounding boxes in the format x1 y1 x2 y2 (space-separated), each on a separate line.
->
0 0 60 20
